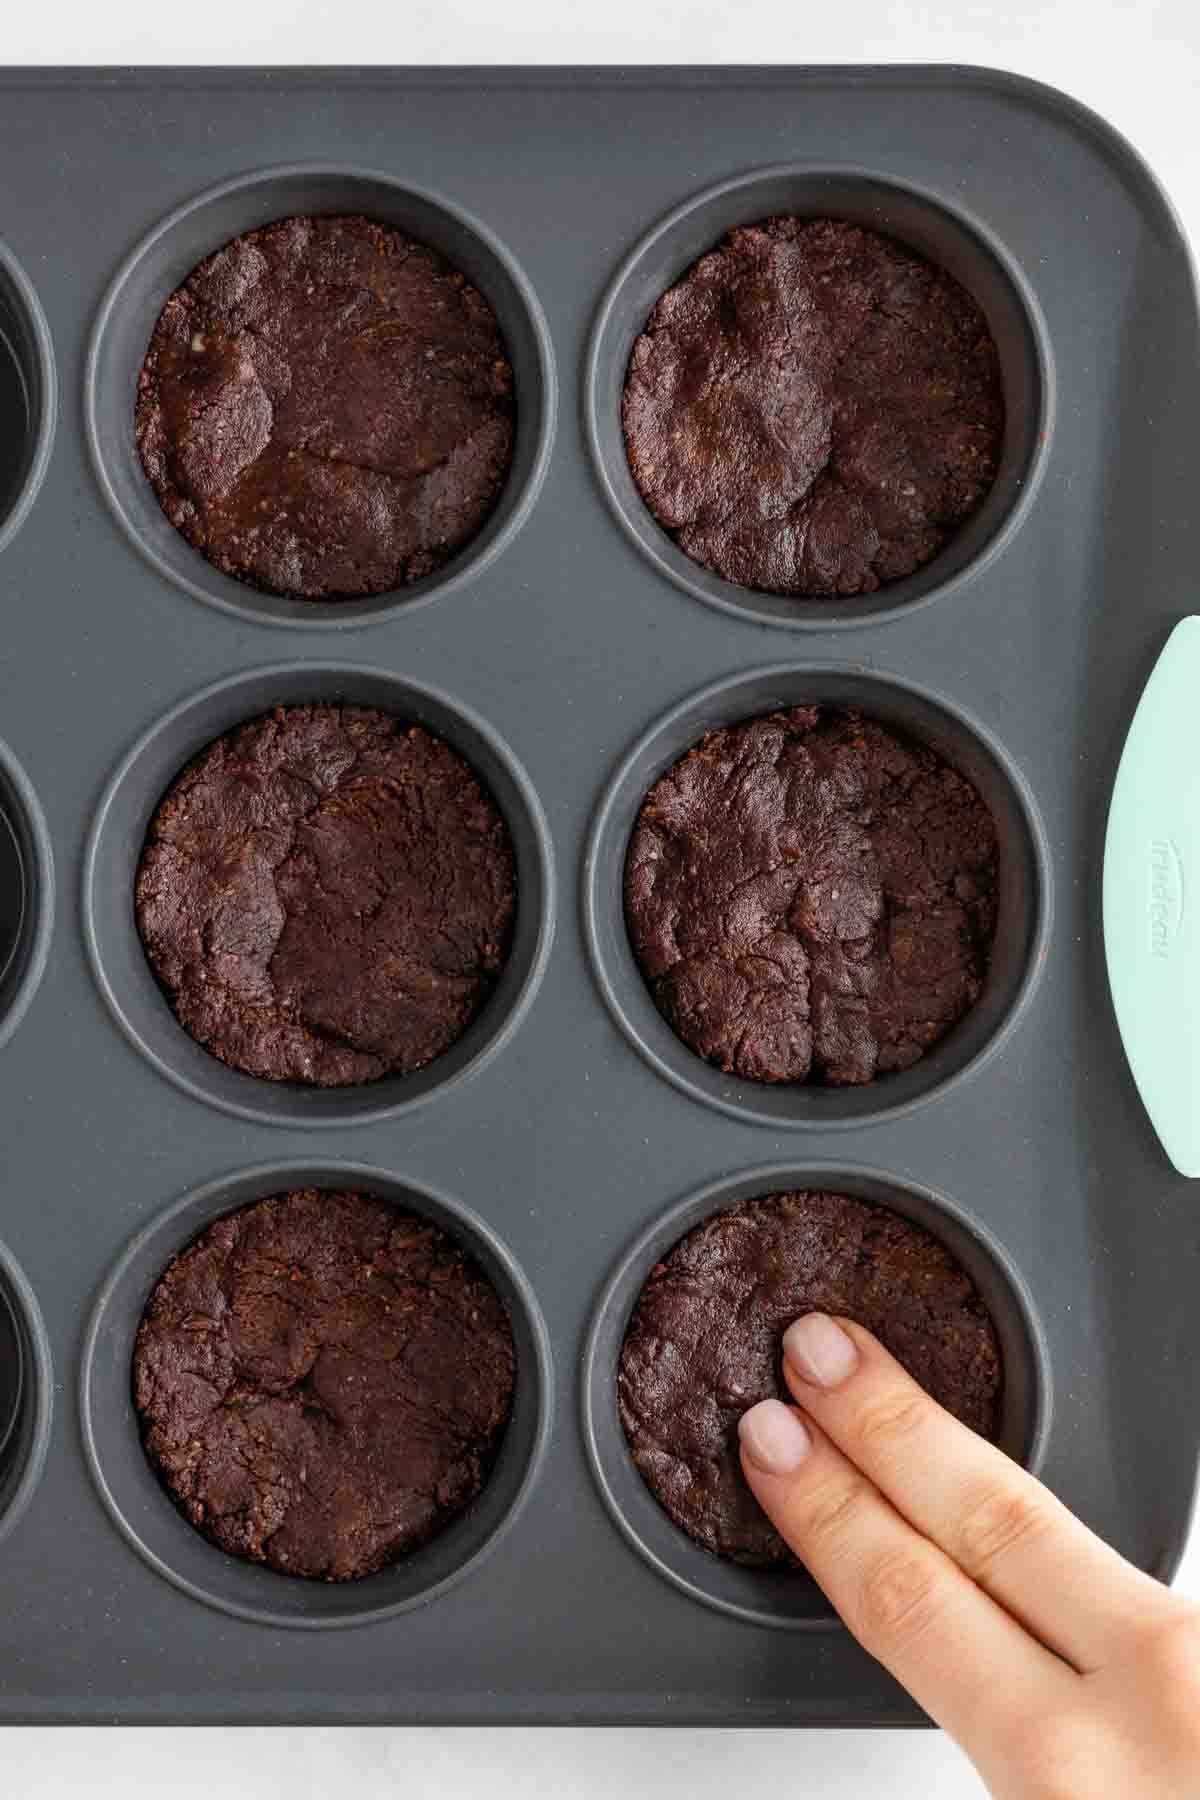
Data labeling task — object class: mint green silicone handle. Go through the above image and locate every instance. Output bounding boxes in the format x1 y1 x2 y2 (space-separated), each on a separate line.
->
1103 617 1200 1176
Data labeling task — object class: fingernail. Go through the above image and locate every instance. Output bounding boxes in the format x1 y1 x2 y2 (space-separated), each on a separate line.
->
783 1314 859 1389
738 1399 812 1474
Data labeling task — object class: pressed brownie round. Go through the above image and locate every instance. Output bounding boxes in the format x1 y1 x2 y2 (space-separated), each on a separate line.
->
135 703 516 1087
622 217 1003 599
618 1189 1002 1565
625 706 998 1087
134 1188 516 1581
135 213 514 600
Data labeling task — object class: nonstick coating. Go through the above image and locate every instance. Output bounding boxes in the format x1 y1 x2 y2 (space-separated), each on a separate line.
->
0 66 1194 1726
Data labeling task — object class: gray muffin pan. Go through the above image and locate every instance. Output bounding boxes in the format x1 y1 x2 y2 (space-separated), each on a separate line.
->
0 65 1195 1726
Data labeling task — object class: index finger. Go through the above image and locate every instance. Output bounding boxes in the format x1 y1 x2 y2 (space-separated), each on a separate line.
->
780 1314 1178 1671
738 1399 1072 1751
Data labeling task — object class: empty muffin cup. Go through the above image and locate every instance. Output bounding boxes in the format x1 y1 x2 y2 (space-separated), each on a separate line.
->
582 1163 1049 1629
83 663 555 1127
0 1238 53 1552
80 1161 552 1629
586 167 1051 630
584 664 1050 1130
0 237 55 557
0 735 54 1054
86 165 556 629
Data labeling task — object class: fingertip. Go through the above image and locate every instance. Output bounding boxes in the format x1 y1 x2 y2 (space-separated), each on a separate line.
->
782 1312 860 1389
738 1398 812 1477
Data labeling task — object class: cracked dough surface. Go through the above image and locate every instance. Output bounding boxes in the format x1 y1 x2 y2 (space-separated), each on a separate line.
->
622 216 1003 599
134 1188 516 1581
135 213 514 600
135 703 516 1087
618 1189 1002 1565
624 706 998 1085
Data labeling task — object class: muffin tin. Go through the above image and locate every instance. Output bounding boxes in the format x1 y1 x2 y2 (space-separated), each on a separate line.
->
0 65 1195 1727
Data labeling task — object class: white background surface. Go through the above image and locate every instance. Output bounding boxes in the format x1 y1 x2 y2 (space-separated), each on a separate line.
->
2 3 1198 1793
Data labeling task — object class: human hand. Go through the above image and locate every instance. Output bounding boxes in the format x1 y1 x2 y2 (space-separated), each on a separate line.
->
738 1315 1200 1799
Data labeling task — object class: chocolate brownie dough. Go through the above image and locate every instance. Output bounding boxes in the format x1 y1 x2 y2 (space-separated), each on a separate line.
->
622 217 1003 598
134 1188 516 1580
619 1189 1002 1564
135 703 516 1086
136 214 514 599
625 707 998 1085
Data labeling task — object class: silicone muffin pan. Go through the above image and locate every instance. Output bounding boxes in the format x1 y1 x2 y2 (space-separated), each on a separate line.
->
0 65 1195 1726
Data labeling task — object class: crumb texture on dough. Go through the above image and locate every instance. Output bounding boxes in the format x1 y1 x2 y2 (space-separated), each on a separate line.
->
136 214 514 600
619 1189 1002 1565
134 1187 516 1581
136 703 516 1087
623 217 1003 598
625 706 998 1087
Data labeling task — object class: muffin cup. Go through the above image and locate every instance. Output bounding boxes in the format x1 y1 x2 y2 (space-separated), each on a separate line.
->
0 236 55 558
83 663 555 1127
586 165 1052 630
85 164 556 629
584 663 1051 1130
582 1162 1051 1630
0 735 54 1054
0 1237 53 1553
80 1160 553 1629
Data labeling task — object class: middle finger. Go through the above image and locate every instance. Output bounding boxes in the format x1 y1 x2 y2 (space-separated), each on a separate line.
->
780 1314 1174 1671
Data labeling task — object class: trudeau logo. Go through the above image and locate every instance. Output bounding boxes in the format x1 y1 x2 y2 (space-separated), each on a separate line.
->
1148 839 1184 960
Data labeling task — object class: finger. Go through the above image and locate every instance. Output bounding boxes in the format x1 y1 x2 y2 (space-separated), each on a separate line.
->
780 1314 1176 1671
738 1399 1072 1747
